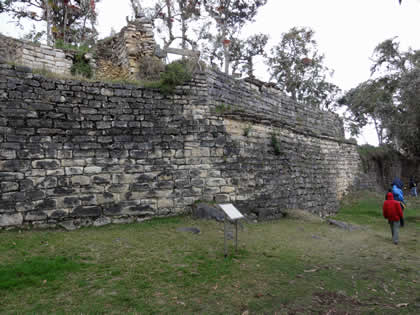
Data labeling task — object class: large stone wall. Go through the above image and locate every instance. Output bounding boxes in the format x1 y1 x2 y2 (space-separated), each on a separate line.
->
0 59 362 229
0 34 73 75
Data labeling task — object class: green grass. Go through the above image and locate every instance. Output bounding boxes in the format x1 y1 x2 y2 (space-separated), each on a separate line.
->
0 256 85 290
0 191 419 314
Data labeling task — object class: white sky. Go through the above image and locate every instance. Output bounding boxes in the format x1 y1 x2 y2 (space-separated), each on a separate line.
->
2 0 420 146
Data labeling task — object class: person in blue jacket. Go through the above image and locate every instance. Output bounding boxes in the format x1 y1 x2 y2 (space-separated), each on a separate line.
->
392 177 404 190
392 183 406 212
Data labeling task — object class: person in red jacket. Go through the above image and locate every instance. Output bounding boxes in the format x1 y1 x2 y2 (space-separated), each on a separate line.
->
383 192 404 244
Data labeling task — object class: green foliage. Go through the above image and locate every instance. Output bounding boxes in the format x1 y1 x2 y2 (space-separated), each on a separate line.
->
338 78 395 144
21 24 45 45
159 60 192 93
270 133 281 155
243 124 252 137
143 59 193 95
215 103 232 113
357 144 400 173
230 33 269 78
70 52 92 78
340 37 420 156
55 39 91 54
137 55 165 81
266 27 340 110
0 1 101 46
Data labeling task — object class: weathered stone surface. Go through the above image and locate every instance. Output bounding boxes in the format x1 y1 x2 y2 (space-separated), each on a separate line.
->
192 203 225 222
0 57 363 230
93 216 111 227
0 201 15 213
25 211 48 221
0 213 23 227
71 206 101 217
59 220 78 231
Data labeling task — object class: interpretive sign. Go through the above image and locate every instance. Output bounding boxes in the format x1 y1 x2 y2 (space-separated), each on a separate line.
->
219 204 244 220
218 203 244 257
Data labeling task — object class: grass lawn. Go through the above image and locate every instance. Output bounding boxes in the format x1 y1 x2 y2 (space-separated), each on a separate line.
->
0 191 419 314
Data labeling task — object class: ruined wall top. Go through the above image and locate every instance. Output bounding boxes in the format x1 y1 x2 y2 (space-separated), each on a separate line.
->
95 17 158 79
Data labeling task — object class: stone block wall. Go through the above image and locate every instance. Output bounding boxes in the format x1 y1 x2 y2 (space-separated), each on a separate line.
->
96 17 157 78
0 60 363 229
0 34 73 75
207 72 345 139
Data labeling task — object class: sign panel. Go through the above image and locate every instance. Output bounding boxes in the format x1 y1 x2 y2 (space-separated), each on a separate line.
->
219 204 244 220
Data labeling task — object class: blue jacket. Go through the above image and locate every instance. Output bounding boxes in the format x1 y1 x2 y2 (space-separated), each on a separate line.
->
392 185 404 203
392 177 404 189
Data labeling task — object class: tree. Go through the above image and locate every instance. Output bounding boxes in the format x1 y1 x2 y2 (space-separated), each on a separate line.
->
147 0 202 51
266 27 339 109
397 66 420 155
340 37 420 156
229 33 268 78
338 78 395 145
0 0 100 45
203 0 267 74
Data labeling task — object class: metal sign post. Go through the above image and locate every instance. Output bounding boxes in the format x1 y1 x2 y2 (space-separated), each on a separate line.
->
219 204 244 258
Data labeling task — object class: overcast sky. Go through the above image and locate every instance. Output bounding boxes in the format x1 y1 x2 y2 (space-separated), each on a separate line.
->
2 0 420 145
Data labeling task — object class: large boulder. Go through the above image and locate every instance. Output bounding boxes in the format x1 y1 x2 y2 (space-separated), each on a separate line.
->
192 202 225 222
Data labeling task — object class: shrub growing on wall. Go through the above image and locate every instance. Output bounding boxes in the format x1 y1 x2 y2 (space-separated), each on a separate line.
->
144 58 197 95
159 59 193 94
71 52 93 78
137 56 165 81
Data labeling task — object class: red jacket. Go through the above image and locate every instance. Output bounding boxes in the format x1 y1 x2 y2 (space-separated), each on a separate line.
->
383 192 403 222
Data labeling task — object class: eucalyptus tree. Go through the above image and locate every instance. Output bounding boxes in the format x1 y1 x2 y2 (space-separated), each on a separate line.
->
229 33 268 78
202 0 267 74
0 0 100 45
147 0 202 50
338 78 395 145
340 37 420 155
266 27 339 109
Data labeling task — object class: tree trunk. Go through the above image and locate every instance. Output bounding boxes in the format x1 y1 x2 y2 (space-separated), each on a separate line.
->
223 24 229 74
63 3 68 43
373 117 383 145
46 1 52 45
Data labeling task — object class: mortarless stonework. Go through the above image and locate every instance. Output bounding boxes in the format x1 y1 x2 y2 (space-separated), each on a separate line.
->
0 34 73 75
0 60 363 229
95 17 158 78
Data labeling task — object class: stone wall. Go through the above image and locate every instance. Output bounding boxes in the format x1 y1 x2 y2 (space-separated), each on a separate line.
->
0 59 363 229
0 34 73 75
96 17 157 79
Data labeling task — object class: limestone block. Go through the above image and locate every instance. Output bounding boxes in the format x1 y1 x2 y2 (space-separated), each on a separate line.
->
84 166 102 174
206 178 226 187
25 211 48 221
221 186 235 193
32 159 60 169
93 216 111 227
71 176 91 186
0 213 23 227
0 149 16 159
46 169 65 176
71 206 101 217
65 167 84 175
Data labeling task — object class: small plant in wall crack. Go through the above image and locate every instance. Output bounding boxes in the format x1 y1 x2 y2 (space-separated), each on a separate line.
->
215 103 232 113
243 124 252 137
271 133 282 155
